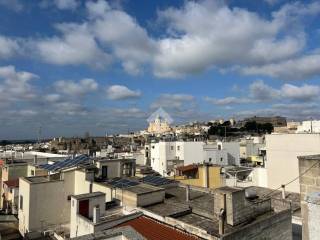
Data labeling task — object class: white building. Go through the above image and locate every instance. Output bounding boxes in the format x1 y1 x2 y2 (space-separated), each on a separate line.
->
240 137 265 160
296 120 320 133
150 141 240 176
265 133 320 193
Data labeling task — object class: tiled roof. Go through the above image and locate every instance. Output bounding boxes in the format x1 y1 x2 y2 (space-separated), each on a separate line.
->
176 164 198 172
117 216 199 240
3 179 19 188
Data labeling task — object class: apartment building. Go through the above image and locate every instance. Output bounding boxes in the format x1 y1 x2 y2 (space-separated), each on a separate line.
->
266 133 320 193
0 160 28 209
150 141 240 176
174 163 225 189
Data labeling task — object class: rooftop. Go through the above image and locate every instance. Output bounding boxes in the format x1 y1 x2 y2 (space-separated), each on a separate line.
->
140 185 295 237
124 184 163 195
3 179 19 188
24 176 52 183
72 192 105 200
297 154 320 161
117 216 199 240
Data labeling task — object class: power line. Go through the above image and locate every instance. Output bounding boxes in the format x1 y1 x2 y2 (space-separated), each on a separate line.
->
204 160 319 225
260 161 319 199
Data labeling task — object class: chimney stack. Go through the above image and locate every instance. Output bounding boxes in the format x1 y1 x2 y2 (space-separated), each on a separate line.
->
93 206 100 224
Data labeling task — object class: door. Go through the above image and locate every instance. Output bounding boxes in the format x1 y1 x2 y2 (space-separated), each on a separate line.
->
79 199 89 218
102 166 108 179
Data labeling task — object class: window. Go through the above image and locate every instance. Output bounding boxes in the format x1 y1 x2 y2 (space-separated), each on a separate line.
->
20 195 23 210
220 158 223 162
177 146 180 151
31 170 35 176
209 158 212 162
170 146 174 150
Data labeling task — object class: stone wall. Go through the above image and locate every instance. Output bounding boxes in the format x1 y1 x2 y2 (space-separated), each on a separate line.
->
298 156 320 240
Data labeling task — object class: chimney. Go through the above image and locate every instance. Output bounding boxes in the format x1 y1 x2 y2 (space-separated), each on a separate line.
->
218 194 226 235
186 185 190 202
281 184 286 199
33 155 38 165
93 206 100 224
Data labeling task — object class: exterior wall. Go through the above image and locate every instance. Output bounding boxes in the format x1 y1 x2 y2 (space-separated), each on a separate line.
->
217 142 240 165
70 194 105 238
178 142 204 165
174 166 223 189
115 189 137 207
251 167 268 187
27 165 48 177
298 157 320 240
96 160 135 179
297 120 320 133
19 169 95 236
136 190 165 207
74 170 91 195
92 182 112 202
266 134 320 193
221 210 292 240
1 163 28 208
151 141 207 175
19 176 73 235
18 178 30 235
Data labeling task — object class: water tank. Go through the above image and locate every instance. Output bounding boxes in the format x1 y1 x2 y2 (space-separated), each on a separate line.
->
245 188 257 200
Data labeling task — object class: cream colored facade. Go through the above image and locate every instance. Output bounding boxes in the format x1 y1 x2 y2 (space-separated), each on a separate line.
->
174 165 224 189
147 116 171 134
266 133 320 193
0 162 29 208
18 168 112 237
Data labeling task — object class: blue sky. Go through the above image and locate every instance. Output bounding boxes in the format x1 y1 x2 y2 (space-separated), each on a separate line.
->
0 0 320 139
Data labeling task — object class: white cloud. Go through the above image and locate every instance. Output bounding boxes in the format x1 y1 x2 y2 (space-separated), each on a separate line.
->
206 80 320 106
34 23 111 68
242 54 320 80
249 80 280 101
88 1 157 74
0 0 23 12
153 0 316 78
0 36 19 59
44 94 61 103
55 78 98 97
0 65 38 104
106 85 141 100
86 0 110 18
54 0 79 10
151 94 195 109
204 96 250 105
281 84 320 101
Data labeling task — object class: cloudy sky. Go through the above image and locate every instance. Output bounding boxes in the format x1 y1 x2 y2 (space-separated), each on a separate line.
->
0 0 320 139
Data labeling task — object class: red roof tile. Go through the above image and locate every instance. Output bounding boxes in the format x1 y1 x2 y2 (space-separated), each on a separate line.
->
117 216 199 240
3 179 19 188
176 164 198 172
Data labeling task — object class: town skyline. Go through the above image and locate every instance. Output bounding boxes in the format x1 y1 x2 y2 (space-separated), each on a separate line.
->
1 0 320 139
